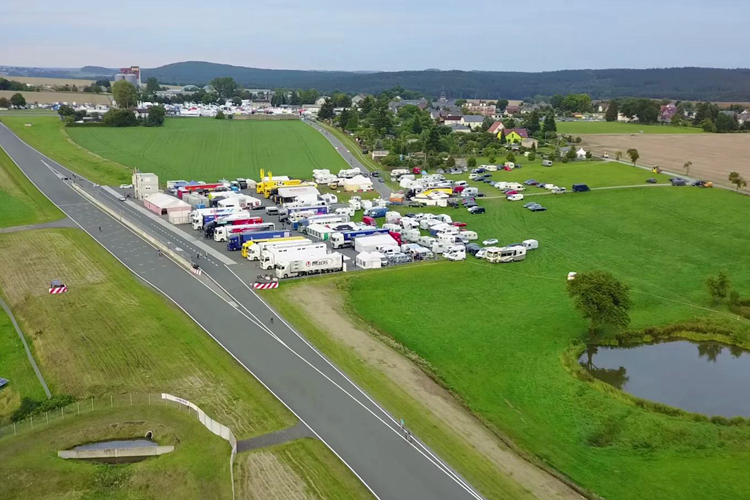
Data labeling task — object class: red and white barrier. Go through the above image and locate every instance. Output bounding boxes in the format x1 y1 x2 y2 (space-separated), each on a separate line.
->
49 286 68 294
253 282 279 290
191 267 202 276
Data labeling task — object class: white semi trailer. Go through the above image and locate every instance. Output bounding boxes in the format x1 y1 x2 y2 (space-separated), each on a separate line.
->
275 253 344 279
260 242 327 270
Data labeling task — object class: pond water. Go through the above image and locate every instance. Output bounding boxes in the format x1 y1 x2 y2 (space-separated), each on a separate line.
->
579 340 750 417
74 439 157 450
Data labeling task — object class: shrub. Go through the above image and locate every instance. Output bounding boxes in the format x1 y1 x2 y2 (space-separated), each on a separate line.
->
12 394 75 422
103 108 137 127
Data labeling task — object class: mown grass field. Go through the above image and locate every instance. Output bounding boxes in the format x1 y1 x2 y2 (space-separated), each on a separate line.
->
1 116 131 185
343 186 750 500
235 438 376 500
557 121 703 135
0 228 294 436
0 405 234 500
0 147 63 227
66 118 350 184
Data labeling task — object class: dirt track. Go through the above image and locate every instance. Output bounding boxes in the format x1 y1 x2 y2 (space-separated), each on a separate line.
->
581 133 750 192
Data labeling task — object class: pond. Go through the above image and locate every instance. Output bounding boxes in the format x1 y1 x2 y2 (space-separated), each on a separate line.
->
579 340 750 417
74 439 157 451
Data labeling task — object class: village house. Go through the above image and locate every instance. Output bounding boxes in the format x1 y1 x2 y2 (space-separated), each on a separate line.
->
460 115 484 130
659 103 678 122
502 128 529 143
487 121 505 136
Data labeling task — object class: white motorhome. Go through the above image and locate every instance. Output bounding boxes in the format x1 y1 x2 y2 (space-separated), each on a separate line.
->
401 228 420 242
459 230 478 240
443 245 466 261
522 239 539 250
431 241 451 255
484 246 527 263
260 242 327 270
418 236 436 248
335 207 355 217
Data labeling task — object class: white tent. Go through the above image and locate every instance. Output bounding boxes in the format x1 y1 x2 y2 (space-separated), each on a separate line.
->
354 234 398 253
576 147 587 159
343 175 374 192
356 251 381 269
143 193 191 216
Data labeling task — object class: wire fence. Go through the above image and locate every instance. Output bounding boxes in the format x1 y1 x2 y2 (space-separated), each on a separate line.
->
1 392 190 439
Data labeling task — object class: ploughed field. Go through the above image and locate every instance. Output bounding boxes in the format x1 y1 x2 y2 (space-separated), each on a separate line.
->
581 133 750 192
66 118 350 183
344 185 750 500
556 121 703 134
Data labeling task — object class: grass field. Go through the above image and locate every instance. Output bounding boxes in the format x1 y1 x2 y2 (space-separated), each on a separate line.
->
235 438 376 500
1 116 131 185
66 118 350 184
0 405 235 500
0 228 294 436
340 186 750 500
0 147 63 227
557 121 703 135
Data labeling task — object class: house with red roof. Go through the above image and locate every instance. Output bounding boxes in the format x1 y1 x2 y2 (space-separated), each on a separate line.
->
660 104 678 122
487 121 505 136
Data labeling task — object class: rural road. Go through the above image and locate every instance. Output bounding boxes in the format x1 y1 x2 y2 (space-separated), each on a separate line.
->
0 122 482 500
303 118 393 199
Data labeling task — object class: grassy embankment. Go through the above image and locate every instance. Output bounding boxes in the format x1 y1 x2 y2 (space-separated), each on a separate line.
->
0 405 235 500
1 116 130 185
0 146 63 227
556 121 703 135
342 185 750 500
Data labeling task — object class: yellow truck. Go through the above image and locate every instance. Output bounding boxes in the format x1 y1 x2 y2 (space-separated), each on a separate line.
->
241 236 306 259
263 179 305 198
256 169 291 195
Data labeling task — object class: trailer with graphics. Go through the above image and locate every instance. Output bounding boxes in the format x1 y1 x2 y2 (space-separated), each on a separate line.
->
330 228 390 249
204 214 261 238
190 208 240 230
260 242 327 270
245 237 311 261
226 229 286 251
214 222 275 242
275 252 345 279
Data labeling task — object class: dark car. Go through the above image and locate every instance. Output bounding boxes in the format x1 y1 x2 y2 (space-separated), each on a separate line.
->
572 184 590 192
468 206 485 214
646 178 657 184
483 178 493 184
371 171 380 177
466 243 481 255
529 205 547 212
670 178 687 186
465 201 478 209
447 200 460 208
379 178 385 183
524 179 539 186
475 192 486 197
472 168 486 174
461 198 475 205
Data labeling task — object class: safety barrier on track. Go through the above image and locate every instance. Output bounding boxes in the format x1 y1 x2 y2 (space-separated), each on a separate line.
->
48 285 68 294
253 282 278 289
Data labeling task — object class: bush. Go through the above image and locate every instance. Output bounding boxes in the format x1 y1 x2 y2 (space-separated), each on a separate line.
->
12 394 75 422
103 108 137 127
528 152 536 161
215 110 226 120
144 105 165 127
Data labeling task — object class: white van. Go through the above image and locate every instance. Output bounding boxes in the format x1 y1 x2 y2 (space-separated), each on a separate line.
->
552 187 567 194
435 214 453 224
485 165 498 172
507 182 524 191
507 194 524 202
444 245 466 261
265 206 279 216
319 193 338 204
454 180 469 188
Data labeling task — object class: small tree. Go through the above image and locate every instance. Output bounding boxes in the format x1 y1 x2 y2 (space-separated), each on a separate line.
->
567 271 632 335
215 110 226 120
615 151 622 161
728 171 747 191
706 272 730 303
506 152 516 163
232 96 242 106
585 150 592 160
683 161 692 176
0 97 11 108
528 151 536 161
626 148 639 167
467 156 477 168
145 105 165 127
565 148 576 161
605 101 618 122
446 156 456 168
10 93 26 108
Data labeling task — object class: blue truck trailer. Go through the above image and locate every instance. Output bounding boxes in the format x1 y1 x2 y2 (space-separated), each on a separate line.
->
227 230 291 251
330 227 389 249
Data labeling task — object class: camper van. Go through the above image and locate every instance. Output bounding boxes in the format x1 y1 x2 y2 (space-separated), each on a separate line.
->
443 245 466 261
418 236 437 248
484 246 527 263
431 241 451 255
542 159 554 167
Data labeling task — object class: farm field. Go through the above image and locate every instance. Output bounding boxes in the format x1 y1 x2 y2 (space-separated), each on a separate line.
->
2 76 97 87
339 187 750 500
556 121 702 134
0 146 63 227
1 116 131 185
235 438 376 500
0 228 294 437
0 405 235 500
581 133 750 192
0 90 112 106
66 118 350 183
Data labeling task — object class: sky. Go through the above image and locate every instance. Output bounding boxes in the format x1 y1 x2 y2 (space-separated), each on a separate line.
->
2 0 749 72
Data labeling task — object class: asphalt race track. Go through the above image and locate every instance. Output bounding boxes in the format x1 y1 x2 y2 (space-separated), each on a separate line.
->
0 122 482 500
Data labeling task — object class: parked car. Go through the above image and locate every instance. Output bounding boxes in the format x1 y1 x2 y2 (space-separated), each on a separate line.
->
119 183 133 189
523 202 537 208
466 243 481 255
646 178 657 184
475 192 486 197
552 187 567 194
524 179 539 186
670 178 687 186
379 178 385 183
468 206 485 214
507 194 524 201
572 184 590 192
371 171 380 177
475 248 487 259
464 201 478 208
483 238 498 246
528 204 547 212
504 189 519 196
692 180 713 188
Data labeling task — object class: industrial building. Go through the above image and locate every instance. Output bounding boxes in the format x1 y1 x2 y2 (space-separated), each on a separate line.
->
133 172 158 200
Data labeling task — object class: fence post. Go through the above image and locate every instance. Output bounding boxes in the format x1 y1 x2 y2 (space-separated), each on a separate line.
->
91 397 94 411
61 407 64 419
30 415 33 429
13 422 16 435
130 393 133 406
46 412 49 425
77 402 80 415
148 393 151 405
110 395 113 408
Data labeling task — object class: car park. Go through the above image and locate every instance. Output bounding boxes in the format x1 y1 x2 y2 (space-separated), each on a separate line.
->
483 238 498 246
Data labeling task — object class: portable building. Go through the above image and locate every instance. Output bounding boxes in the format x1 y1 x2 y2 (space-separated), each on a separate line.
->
143 193 191 217
305 223 335 241
354 234 398 253
356 252 382 269
276 186 320 205
133 172 159 200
